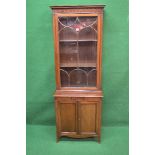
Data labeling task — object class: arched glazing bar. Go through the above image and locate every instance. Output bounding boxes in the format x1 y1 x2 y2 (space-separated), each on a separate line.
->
60 68 97 87
58 16 98 34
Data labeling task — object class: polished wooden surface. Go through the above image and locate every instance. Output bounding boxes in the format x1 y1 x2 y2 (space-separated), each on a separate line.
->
55 97 102 142
50 5 105 9
80 102 96 133
54 90 103 97
50 5 104 143
60 102 76 132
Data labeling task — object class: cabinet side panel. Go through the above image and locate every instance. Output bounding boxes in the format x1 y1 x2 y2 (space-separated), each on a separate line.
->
60 103 76 132
53 14 61 89
97 14 103 89
80 103 96 133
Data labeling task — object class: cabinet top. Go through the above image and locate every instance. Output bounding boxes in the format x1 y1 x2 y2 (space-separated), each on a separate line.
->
50 5 105 10
54 90 103 98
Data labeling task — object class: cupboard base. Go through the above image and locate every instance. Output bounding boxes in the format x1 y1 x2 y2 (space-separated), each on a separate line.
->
57 134 101 143
54 91 103 143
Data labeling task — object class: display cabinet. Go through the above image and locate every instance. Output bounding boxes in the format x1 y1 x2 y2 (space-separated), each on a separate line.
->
50 5 105 143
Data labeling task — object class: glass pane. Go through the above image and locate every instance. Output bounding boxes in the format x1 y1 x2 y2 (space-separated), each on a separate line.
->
58 16 98 87
60 41 78 66
79 41 97 66
60 69 69 87
88 69 97 86
70 69 87 87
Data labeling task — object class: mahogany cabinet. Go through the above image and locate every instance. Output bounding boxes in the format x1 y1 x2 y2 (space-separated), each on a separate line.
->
50 5 105 143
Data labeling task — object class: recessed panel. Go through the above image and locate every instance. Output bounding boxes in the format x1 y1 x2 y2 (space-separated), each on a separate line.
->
60 103 76 132
80 103 97 133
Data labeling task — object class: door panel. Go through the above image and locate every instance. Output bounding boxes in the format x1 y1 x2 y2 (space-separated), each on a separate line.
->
79 102 97 134
59 102 76 132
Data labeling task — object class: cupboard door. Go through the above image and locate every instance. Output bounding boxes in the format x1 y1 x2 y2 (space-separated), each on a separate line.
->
79 101 98 134
58 101 77 133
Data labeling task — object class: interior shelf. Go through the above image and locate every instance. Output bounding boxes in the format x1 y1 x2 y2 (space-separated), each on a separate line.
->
60 62 96 67
59 39 97 42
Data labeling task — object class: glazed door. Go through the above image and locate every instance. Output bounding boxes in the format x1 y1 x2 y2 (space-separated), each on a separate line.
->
57 14 99 88
78 101 98 135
